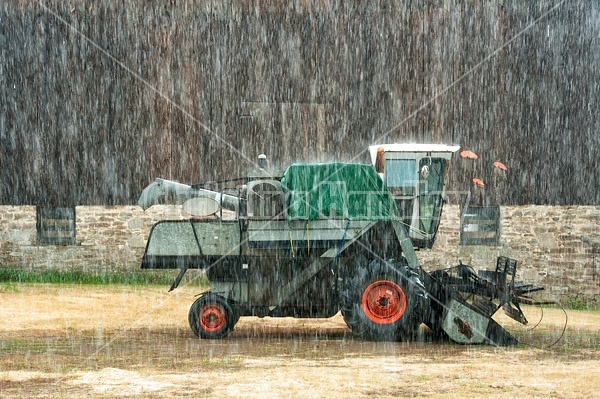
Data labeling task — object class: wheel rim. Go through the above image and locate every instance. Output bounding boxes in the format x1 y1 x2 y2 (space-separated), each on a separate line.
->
199 304 227 333
361 280 407 324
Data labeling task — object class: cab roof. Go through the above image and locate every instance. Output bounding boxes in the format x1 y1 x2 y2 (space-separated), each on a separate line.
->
369 143 460 165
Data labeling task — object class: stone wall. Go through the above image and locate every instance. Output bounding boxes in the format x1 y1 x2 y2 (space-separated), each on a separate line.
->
0 205 187 273
1 205 598 303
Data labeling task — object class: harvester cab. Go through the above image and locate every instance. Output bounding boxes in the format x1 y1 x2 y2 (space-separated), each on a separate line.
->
138 143 543 345
369 144 459 249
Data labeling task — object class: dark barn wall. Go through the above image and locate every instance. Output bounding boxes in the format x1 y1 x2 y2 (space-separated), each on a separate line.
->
1 0 598 206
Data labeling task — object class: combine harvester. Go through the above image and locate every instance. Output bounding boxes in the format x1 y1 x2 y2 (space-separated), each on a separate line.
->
138 144 544 344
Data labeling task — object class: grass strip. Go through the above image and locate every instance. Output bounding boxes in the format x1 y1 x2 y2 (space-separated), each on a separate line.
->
0 268 177 286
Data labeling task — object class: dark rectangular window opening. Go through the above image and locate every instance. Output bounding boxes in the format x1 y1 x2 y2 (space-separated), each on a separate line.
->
460 206 500 246
36 206 76 245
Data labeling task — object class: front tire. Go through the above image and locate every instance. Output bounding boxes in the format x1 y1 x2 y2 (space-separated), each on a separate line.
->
341 258 425 341
188 293 237 339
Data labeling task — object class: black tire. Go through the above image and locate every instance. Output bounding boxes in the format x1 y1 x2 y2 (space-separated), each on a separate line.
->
341 257 425 341
188 293 237 339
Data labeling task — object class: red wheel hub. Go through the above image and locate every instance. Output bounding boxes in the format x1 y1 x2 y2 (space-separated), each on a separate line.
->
199 304 227 332
361 280 407 324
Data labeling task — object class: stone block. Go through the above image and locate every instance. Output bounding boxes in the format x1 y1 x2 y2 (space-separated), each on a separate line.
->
127 217 144 230
127 235 146 248
537 233 558 249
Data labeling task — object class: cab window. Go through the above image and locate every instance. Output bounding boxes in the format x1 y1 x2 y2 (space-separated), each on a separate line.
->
385 159 416 197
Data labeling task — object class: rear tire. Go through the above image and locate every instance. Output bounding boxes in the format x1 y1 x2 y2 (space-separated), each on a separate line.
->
188 293 237 339
341 258 425 341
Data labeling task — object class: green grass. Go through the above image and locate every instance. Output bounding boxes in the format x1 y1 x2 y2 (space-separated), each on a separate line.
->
0 282 21 293
564 296 598 311
0 268 177 286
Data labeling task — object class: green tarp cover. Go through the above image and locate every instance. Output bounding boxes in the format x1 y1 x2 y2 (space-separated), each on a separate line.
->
281 163 397 220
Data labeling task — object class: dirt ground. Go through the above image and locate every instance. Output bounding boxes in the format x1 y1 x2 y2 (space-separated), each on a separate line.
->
0 283 598 399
